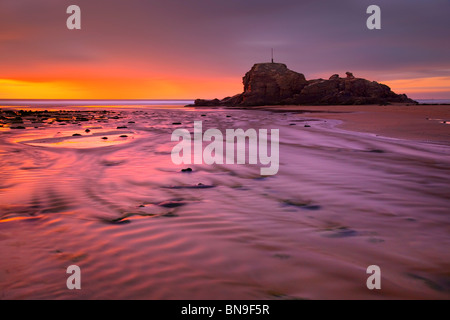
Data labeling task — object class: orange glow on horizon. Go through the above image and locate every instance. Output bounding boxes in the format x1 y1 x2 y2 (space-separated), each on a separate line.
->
0 77 242 100
383 76 450 96
1 76 449 100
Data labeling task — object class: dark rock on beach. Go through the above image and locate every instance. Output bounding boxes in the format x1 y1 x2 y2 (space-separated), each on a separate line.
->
296 76 414 105
239 63 308 106
193 99 222 107
189 62 417 107
156 200 186 208
323 227 358 238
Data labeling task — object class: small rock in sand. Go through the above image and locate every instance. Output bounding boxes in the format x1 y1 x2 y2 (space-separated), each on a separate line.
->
156 201 186 208
323 227 358 238
368 149 384 153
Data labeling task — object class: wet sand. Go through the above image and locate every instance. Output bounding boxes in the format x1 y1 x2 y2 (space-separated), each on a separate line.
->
0 105 449 299
257 104 450 144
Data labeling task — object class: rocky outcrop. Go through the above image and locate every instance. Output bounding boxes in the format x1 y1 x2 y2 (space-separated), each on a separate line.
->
240 63 308 106
329 74 340 80
345 72 355 79
190 63 417 106
294 76 415 105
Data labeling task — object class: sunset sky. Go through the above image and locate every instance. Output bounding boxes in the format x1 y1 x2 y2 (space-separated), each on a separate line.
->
1 0 449 99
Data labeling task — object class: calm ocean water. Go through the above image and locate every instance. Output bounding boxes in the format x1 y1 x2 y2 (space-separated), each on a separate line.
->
0 99 194 108
416 99 450 104
1 99 449 108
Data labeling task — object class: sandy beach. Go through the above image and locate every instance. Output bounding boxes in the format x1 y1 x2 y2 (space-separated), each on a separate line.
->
0 104 449 299
2 0 450 305
256 104 450 144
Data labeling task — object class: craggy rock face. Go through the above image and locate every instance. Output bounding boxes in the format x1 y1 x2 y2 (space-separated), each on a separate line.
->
241 63 308 106
192 63 417 106
296 77 416 105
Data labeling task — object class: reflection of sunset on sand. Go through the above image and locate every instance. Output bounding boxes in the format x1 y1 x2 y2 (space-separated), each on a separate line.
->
0 104 449 299
1 0 450 302
258 104 450 143
20 131 137 149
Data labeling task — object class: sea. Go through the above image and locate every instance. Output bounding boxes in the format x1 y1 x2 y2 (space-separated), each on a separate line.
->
0 99 449 109
0 99 193 108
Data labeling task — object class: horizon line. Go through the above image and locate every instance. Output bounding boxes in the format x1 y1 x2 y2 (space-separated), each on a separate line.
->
1 98 448 102
0 98 195 101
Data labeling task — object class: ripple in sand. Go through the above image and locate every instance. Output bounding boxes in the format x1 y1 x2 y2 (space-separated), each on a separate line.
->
0 215 42 223
367 149 385 153
52 250 89 263
406 273 448 292
155 200 187 208
100 159 127 167
163 183 215 189
281 199 321 211
99 213 156 225
321 227 359 238
99 207 181 224
20 132 137 149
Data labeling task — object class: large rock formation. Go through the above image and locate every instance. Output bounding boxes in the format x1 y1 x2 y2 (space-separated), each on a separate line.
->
191 62 417 106
241 63 308 106
295 77 414 105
